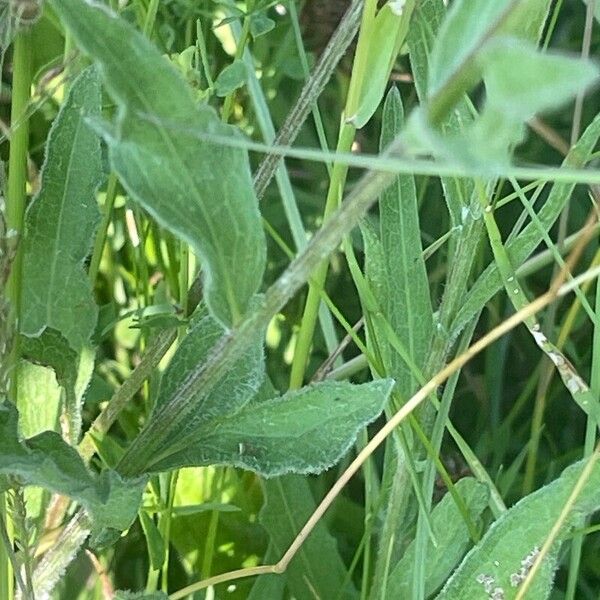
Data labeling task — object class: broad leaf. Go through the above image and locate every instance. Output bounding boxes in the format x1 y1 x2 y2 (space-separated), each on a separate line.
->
408 40 598 168
480 39 598 120
140 307 265 466
248 545 285 600
255 475 358 599
20 66 102 350
214 59 247 97
437 459 600 599
144 379 394 477
50 0 266 327
15 360 62 525
15 359 61 439
0 402 144 532
428 0 551 98
386 477 489 598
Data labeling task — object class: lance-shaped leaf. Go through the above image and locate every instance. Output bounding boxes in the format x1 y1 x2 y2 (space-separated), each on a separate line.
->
366 87 433 398
50 0 266 327
136 307 265 469
0 402 144 532
20 66 102 350
350 0 415 128
143 379 394 477
386 477 489 598
254 475 358 600
436 459 600 599
452 112 600 337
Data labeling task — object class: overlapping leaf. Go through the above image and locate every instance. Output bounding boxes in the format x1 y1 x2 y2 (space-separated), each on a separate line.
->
386 477 489 597
50 0 266 327
365 87 433 398
427 0 552 103
452 112 600 337
437 459 600 599
20 66 102 350
0 402 144 532
253 475 358 599
140 307 265 466
144 379 394 477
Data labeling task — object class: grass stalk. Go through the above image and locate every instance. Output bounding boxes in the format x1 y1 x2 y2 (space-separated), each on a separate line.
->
2 28 33 600
289 0 378 388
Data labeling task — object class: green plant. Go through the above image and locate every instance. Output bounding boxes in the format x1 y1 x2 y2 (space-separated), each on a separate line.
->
2 0 600 598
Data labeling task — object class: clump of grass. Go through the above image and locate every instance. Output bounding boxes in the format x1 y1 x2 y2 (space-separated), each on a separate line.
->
1 1 600 599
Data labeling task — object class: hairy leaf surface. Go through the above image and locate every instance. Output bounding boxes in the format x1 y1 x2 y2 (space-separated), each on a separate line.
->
144 379 394 477
0 402 144 532
375 87 433 398
20 66 102 350
387 477 489 597
50 0 266 326
139 307 265 466
437 459 600 599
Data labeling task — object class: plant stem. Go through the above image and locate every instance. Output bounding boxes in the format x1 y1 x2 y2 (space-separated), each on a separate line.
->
117 137 401 476
89 173 118 284
2 29 33 600
6 29 33 400
289 0 378 388
252 0 363 200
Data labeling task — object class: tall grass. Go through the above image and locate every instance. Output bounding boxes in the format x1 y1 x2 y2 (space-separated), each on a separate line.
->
1 1 600 599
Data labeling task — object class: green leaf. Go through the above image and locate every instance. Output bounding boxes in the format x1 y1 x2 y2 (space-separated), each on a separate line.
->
248 545 285 600
480 39 599 120
436 459 600 599
142 307 264 463
20 66 102 350
0 402 144 532
20 329 95 443
249 13 275 39
144 379 394 477
428 0 552 98
15 359 61 439
15 360 62 525
139 511 166 571
406 0 474 225
408 40 598 168
386 477 489 597
452 111 600 337
350 1 415 128
50 0 266 327
374 87 433 397
214 59 248 97
256 475 358 599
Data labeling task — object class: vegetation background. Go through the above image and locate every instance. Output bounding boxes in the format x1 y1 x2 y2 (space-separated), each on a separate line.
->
1 0 600 599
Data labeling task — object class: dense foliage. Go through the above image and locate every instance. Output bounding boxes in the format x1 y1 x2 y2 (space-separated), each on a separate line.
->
1 0 600 598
